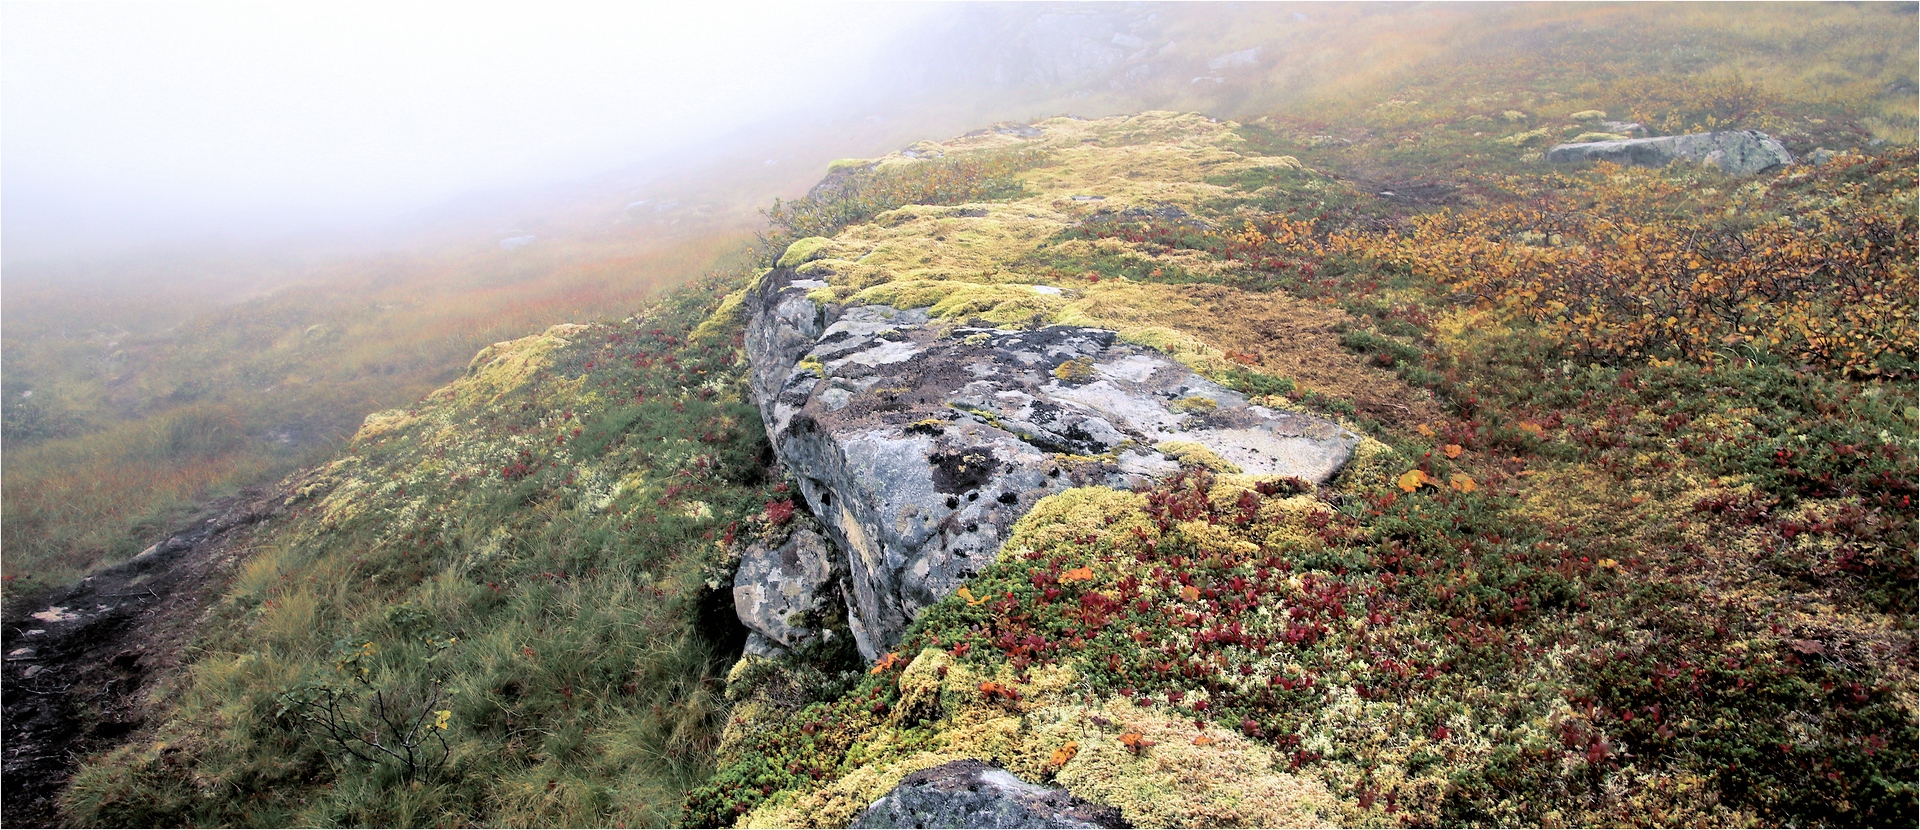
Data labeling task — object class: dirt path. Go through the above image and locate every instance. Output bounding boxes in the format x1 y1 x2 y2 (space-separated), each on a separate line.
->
1 486 285 828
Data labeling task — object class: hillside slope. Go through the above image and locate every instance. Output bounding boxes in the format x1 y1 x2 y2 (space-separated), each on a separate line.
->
33 14 1918 825
697 111 1915 828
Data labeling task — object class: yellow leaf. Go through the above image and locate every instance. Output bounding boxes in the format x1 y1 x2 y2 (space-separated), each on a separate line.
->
1061 566 1095 583
956 586 988 606
1414 423 1436 438
1397 469 1434 492
1449 473 1477 493
1443 444 1463 459
1180 584 1202 602
1193 735 1218 746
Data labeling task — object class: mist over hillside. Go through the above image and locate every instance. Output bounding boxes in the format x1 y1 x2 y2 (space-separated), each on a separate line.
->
1 4 1915 828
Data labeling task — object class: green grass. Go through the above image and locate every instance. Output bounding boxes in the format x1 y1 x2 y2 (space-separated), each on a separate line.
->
60 274 779 827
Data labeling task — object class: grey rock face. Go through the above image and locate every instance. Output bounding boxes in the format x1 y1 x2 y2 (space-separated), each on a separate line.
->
1545 130 1793 175
853 760 1129 829
731 524 842 654
746 268 1360 659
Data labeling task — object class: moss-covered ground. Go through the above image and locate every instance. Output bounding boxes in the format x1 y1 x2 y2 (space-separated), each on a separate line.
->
691 63 1914 830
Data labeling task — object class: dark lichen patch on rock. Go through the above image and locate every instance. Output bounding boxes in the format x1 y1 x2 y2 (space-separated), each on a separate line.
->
929 447 1000 494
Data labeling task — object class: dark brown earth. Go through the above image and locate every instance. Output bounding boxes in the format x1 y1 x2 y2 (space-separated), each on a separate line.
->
1 486 285 828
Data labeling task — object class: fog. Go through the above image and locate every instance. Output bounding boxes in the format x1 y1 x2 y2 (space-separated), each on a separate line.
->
2 1 944 264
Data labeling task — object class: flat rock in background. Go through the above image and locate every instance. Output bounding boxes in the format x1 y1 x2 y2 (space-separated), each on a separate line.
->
1546 130 1793 175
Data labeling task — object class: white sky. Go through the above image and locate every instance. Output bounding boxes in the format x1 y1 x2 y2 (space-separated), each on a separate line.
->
2 1 939 262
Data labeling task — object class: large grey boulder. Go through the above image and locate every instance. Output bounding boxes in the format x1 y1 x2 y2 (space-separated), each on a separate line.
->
1545 130 1793 175
853 760 1129 829
731 524 842 655
746 267 1360 659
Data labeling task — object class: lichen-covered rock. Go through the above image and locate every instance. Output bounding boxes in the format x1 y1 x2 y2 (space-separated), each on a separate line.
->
851 760 1128 829
1545 129 1792 175
749 269 1359 659
732 523 842 654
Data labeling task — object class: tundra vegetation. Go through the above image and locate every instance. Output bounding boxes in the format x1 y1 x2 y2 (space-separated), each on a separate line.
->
30 2 1920 827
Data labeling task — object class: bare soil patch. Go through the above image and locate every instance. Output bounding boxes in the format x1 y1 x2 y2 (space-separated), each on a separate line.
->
1 487 284 827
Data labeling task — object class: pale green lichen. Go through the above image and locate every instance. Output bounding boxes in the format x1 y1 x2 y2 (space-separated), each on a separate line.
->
1331 435 1403 497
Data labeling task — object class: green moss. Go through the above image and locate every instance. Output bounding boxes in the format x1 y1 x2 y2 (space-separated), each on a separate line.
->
690 290 748 344
1154 440 1242 473
777 237 834 269
1051 357 1096 383
1168 396 1217 414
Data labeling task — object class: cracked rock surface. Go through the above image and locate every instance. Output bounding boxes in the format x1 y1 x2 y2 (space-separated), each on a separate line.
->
745 266 1359 659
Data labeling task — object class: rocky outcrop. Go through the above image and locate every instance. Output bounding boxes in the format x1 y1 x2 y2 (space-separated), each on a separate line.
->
1545 130 1793 175
852 760 1129 829
745 267 1360 659
731 524 842 656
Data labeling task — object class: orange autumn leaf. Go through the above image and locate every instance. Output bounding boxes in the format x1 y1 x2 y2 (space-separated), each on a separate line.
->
1119 732 1155 755
1061 566 1095 582
1397 469 1436 492
1180 584 1202 601
979 681 1021 701
870 652 903 674
956 586 988 606
1443 444 1463 459
1049 741 1079 767
1414 423 1436 438
1192 735 1217 746
1449 473 1478 493
1517 421 1545 437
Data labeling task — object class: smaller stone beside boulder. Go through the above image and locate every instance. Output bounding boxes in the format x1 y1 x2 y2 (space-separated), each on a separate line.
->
732 524 844 656
853 760 1129 829
1545 130 1793 175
